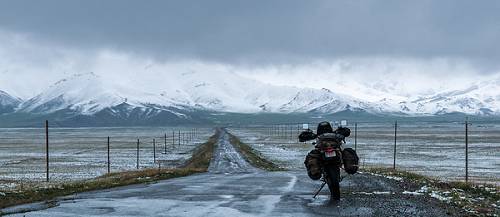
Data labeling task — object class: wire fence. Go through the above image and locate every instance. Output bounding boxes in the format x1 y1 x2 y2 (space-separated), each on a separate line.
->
0 123 213 189
1 120 498 189
230 120 500 187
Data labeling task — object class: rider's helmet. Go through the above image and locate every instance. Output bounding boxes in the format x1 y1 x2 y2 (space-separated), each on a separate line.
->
316 121 333 135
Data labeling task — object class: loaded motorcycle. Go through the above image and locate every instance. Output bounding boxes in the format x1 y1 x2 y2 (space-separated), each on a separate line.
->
299 122 359 200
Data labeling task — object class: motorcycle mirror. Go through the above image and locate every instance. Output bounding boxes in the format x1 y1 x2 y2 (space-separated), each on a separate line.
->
341 120 348 126
302 124 309 129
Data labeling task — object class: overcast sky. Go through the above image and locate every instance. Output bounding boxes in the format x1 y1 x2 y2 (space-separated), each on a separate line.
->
0 0 499 98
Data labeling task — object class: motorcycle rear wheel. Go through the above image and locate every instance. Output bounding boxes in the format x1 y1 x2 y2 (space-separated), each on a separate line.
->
325 165 340 200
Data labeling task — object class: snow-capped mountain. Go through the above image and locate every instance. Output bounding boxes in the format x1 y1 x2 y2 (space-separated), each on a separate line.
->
17 71 372 117
3 70 500 127
0 90 21 114
378 76 500 116
19 72 187 115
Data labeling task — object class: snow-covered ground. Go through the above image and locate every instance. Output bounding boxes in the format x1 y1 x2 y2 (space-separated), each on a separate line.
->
0 127 213 190
229 122 500 186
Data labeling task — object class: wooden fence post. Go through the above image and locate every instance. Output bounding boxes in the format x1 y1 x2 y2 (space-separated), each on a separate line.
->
107 136 110 173
45 120 49 182
136 139 140 169
393 121 397 170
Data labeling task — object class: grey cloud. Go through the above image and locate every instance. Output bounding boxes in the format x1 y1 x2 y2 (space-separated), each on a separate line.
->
0 0 499 68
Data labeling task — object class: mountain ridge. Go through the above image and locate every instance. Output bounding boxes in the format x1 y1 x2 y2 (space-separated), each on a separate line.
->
1 71 499 126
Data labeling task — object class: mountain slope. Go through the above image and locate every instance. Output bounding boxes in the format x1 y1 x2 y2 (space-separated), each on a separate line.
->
3 70 500 127
16 71 366 116
0 90 22 114
395 77 500 115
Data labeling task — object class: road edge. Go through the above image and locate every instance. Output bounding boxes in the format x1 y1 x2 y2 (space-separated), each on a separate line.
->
362 167 500 216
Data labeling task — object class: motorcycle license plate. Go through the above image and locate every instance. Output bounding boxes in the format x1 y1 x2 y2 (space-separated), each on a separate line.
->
325 151 336 158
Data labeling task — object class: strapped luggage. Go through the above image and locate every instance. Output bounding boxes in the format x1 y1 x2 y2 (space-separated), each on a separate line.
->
335 127 351 138
342 148 359 174
304 149 322 180
299 129 317 142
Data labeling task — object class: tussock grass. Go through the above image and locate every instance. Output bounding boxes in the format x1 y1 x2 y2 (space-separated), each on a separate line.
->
363 167 431 183
183 132 218 170
363 167 499 216
227 132 285 172
0 131 219 211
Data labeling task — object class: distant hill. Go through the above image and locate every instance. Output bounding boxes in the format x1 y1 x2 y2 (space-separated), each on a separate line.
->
1 72 500 127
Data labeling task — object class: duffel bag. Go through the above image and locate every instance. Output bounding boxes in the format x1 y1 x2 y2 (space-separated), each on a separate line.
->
342 148 359 174
304 150 322 180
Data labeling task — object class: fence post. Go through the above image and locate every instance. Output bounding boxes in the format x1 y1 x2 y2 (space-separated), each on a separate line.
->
297 124 300 142
393 121 397 170
164 133 167 154
45 120 49 182
354 122 357 151
178 130 181 147
465 117 469 183
172 131 175 150
286 124 289 140
136 139 140 169
107 136 110 174
153 138 156 164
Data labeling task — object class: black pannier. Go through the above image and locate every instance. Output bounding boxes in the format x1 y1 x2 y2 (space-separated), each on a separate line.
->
335 127 351 138
342 148 359 174
304 149 321 180
298 129 317 142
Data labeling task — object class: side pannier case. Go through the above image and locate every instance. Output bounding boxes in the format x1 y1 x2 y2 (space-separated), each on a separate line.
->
342 148 359 174
304 150 322 180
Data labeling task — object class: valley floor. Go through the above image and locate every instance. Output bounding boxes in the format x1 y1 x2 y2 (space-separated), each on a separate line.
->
3 130 466 217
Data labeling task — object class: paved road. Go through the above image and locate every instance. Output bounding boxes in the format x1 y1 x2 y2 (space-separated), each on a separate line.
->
207 132 260 174
6 131 460 216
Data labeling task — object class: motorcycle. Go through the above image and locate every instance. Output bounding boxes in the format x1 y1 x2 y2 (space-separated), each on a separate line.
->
312 133 344 200
300 124 357 200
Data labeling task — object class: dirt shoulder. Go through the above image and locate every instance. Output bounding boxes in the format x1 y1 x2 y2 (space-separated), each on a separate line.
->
362 168 500 217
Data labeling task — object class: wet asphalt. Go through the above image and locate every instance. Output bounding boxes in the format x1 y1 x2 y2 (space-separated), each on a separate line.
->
5 131 461 217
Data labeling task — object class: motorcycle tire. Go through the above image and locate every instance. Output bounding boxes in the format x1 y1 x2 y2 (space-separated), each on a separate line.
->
325 165 341 200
